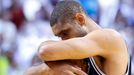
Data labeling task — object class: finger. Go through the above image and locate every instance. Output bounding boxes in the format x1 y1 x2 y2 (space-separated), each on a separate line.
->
63 70 76 75
24 63 51 75
70 67 88 75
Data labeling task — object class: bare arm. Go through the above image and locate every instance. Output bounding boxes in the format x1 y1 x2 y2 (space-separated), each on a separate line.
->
38 38 102 61
38 29 124 61
24 62 87 75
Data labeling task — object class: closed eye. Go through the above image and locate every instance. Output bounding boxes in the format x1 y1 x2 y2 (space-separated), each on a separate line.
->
59 29 70 36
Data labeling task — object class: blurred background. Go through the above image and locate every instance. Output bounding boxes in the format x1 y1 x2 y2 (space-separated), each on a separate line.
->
0 0 133 75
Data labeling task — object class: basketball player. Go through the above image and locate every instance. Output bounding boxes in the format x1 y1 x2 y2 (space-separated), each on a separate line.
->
25 1 131 75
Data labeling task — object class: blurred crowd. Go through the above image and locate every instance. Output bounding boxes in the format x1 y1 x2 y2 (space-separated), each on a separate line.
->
0 0 134 75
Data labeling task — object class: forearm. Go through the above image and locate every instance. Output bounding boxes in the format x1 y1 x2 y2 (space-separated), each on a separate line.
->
39 40 57 47
38 37 103 61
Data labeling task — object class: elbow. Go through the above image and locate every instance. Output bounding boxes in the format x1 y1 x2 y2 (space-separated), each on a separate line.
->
38 45 55 61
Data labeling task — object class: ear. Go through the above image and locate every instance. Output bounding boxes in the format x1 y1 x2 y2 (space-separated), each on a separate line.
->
75 13 85 26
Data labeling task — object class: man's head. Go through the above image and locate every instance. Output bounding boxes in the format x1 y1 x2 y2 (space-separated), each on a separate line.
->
50 0 88 40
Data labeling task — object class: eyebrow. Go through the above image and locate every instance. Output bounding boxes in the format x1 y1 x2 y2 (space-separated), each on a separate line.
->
53 22 70 36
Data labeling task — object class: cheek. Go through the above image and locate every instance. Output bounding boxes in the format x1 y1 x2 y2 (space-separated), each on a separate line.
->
69 29 80 37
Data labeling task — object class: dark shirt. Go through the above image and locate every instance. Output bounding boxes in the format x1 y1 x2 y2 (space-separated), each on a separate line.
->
85 57 131 75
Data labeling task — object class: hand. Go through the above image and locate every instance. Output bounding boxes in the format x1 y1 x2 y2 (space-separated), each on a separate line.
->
24 61 87 75
46 61 88 75
24 63 51 75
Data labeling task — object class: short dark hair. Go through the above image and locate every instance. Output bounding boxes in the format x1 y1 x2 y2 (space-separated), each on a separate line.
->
50 0 85 27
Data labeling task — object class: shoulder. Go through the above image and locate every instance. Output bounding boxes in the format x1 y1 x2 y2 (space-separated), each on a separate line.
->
88 28 121 36
85 29 126 51
85 28 122 40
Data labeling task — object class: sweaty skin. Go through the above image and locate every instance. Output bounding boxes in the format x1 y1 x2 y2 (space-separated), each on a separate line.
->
38 29 128 75
25 16 129 75
24 61 87 75
25 19 129 75
25 2 129 74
